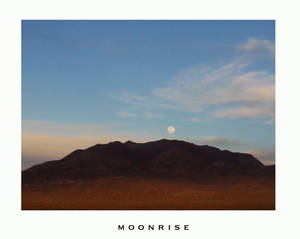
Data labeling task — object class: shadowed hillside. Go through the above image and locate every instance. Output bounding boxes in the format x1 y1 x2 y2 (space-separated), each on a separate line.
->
22 139 275 210
22 139 271 183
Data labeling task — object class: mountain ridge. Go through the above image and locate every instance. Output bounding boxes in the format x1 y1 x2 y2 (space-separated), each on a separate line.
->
22 139 274 184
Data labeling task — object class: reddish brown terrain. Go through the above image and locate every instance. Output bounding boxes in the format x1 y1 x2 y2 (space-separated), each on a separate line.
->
22 139 275 210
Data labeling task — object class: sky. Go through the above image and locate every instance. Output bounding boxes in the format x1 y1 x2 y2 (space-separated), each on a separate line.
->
22 20 275 169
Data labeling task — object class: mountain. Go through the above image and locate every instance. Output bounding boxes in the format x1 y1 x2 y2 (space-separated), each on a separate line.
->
22 139 273 184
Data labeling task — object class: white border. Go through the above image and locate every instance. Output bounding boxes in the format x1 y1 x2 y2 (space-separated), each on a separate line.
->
1 0 300 238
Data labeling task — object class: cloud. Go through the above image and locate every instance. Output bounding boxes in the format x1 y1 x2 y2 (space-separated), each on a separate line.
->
112 91 146 105
213 104 274 119
115 110 163 119
238 38 275 54
116 111 138 118
111 90 183 111
112 38 275 120
152 62 274 115
184 118 203 123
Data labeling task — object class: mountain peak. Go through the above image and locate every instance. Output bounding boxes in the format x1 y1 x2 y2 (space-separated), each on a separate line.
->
124 140 136 144
22 139 269 184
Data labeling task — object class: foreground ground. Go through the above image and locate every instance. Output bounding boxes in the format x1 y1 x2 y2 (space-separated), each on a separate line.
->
22 177 275 210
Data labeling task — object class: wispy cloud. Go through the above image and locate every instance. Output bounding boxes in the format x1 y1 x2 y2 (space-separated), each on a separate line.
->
238 38 275 54
213 104 274 119
184 118 203 123
111 90 182 111
116 110 163 119
153 62 274 116
112 38 275 120
116 111 138 118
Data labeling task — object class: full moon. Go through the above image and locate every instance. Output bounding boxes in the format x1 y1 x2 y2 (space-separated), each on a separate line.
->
167 126 175 134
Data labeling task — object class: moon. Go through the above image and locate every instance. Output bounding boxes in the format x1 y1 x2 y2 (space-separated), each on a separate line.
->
167 126 175 134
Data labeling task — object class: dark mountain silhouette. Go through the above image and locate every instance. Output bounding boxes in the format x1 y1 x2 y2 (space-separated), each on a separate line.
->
22 139 273 184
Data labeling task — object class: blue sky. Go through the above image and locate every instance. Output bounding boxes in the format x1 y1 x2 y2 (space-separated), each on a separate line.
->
22 20 275 169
